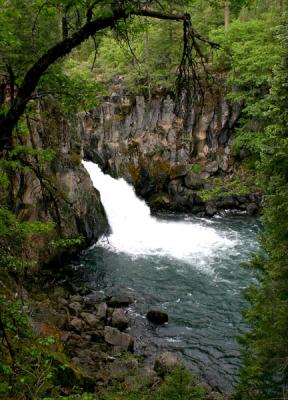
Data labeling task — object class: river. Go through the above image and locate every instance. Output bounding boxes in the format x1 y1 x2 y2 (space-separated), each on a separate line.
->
77 161 260 392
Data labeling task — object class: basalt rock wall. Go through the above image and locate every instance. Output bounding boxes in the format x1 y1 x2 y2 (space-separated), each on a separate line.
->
80 86 260 215
2 101 109 267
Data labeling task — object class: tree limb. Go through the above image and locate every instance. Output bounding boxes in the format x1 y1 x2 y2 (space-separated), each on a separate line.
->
0 6 214 151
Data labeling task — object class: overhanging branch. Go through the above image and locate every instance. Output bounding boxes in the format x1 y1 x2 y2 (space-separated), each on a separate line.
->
0 5 218 151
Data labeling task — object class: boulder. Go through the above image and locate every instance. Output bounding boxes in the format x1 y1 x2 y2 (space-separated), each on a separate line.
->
168 179 184 195
107 295 132 308
111 309 129 331
184 171 204 190
205 161 219 174
96 302 108 320
246 203 258 216
104 326 134 352
69 317 84 332
80 312 99 328
146 309 168 325
206 203 217 217
216 196 238 209
154 352 184 377
170 164 189 180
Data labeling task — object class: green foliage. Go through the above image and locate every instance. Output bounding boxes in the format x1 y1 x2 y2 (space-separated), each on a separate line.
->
198 174 253 202
100 368 205 400
235 16 288 400
210 14 281 157
0 294 57 398
191 163 201 174
0 204 54 278
153 368 205 400
49 236 84 250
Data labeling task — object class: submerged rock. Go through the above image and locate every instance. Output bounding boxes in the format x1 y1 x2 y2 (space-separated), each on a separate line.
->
146 309 168 325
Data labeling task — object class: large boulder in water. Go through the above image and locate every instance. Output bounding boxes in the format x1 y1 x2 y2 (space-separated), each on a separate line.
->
147 309 168 325
106 294 133 308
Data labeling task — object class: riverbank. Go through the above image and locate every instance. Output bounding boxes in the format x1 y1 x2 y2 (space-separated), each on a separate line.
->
17 265 224 400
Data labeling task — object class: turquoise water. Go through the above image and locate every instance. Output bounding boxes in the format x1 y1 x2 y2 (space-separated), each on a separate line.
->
76 212 259 392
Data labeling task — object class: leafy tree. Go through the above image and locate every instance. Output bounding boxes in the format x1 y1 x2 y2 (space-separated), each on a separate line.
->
0 0 218 152
235 16 288 400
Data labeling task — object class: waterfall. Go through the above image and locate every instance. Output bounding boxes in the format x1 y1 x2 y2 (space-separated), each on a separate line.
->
82 160 235 263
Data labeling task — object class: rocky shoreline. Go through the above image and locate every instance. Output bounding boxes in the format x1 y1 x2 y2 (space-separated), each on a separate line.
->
25 269 225 399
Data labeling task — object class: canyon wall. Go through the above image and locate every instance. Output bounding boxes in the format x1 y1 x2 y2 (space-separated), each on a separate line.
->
81 87 260 215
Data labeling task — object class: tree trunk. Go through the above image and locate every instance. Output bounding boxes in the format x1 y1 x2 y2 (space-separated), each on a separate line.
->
224 1 230 32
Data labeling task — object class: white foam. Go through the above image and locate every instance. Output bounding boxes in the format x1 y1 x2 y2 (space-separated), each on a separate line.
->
83 161 236 264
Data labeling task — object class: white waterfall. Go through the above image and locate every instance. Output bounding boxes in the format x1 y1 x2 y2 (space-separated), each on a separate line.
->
82 161 235 262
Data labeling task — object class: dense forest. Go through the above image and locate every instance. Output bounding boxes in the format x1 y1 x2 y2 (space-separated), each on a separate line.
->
0 0 288 399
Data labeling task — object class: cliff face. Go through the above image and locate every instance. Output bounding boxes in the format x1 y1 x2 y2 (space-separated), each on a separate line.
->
80 88 259 215
82 89 240 182
7 102 109 266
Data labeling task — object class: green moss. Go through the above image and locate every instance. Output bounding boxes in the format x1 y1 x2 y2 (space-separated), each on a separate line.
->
191 163 202 174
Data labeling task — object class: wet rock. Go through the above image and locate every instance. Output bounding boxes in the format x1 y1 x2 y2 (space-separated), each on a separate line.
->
146 309 168 325
205 161 219 174
68 302 82 316
170 164 189 180
69 318 84 332
246 203 258 216
80 312 99 328
236 195 249 204
216 196 238 209
84 292 106 309
107 295 132 308
184 171 204 190
154 352 184 377
111 309 129 331
104 326 134 352
206 203 217 217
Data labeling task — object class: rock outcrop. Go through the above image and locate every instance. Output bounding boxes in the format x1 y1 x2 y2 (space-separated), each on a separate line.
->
80 86 261 215
7 101 109 266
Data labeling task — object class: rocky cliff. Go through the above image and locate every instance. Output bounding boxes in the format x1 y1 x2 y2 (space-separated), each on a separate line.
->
4 101 109 266
80 86 260 216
